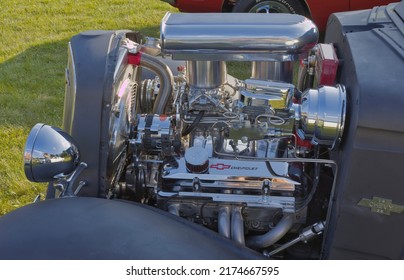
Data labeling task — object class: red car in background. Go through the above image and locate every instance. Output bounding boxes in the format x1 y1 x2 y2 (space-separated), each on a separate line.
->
162 0 396 30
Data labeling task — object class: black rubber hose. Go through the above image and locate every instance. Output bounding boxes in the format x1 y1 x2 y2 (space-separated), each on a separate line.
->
182 111 205 136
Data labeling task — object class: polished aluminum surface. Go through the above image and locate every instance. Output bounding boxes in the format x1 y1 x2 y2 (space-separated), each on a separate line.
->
231 207 245 245
163 158 296 183
161 12 318 61
135 115 172 145
138 52 174 114
186 61 227 89
113 47 129 81
159 191 295 212
241 79 295 108
24 124 80 182
53 162 88 197
251 61 294 83
140 37 161 56
266 221 325 256
246 214 294 248
218 206 231 238
300 84 346 147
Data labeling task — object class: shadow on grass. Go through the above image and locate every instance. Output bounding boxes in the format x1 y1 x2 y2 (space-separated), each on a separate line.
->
0 26 163 215
0 39 71 215
0 25 164 128
0 39 69 128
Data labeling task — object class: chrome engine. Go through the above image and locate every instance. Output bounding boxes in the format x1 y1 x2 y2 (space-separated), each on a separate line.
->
114 13 346 254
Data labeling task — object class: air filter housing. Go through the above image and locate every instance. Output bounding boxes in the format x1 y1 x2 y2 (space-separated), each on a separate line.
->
160 12 319 61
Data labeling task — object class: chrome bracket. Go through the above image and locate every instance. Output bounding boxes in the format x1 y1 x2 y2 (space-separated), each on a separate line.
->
53 162 88 197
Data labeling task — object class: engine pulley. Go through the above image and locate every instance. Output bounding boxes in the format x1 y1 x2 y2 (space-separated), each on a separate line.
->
134 114 174 154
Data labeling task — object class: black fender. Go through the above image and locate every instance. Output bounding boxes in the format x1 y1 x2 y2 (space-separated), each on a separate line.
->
323 3 404 259
63 30 129 198
0 197 264 259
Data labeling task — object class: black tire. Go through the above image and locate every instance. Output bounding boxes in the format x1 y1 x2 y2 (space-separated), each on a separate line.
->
233 0 306 16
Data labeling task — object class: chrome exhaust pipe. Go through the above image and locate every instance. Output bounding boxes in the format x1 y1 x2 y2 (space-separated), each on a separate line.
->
246 214 294 249
231 207 245 245
218 206 231 238
139 52 174 114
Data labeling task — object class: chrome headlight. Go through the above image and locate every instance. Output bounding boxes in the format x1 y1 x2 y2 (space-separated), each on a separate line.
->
23 124 80 182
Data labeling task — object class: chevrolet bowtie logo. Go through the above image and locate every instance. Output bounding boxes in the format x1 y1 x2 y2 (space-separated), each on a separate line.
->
358 197 404 216
210 163 231 170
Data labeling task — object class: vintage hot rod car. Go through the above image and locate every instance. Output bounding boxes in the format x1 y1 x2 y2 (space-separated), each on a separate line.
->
0 2 403 259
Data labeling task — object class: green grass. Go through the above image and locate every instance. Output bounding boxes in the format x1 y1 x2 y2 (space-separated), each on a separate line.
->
0 0 178 215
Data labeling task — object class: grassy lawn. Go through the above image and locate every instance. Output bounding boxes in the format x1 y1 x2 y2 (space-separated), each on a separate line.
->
0 0 178 215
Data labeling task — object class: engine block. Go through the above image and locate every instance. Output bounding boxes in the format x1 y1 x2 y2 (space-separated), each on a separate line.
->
123 12 346 252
